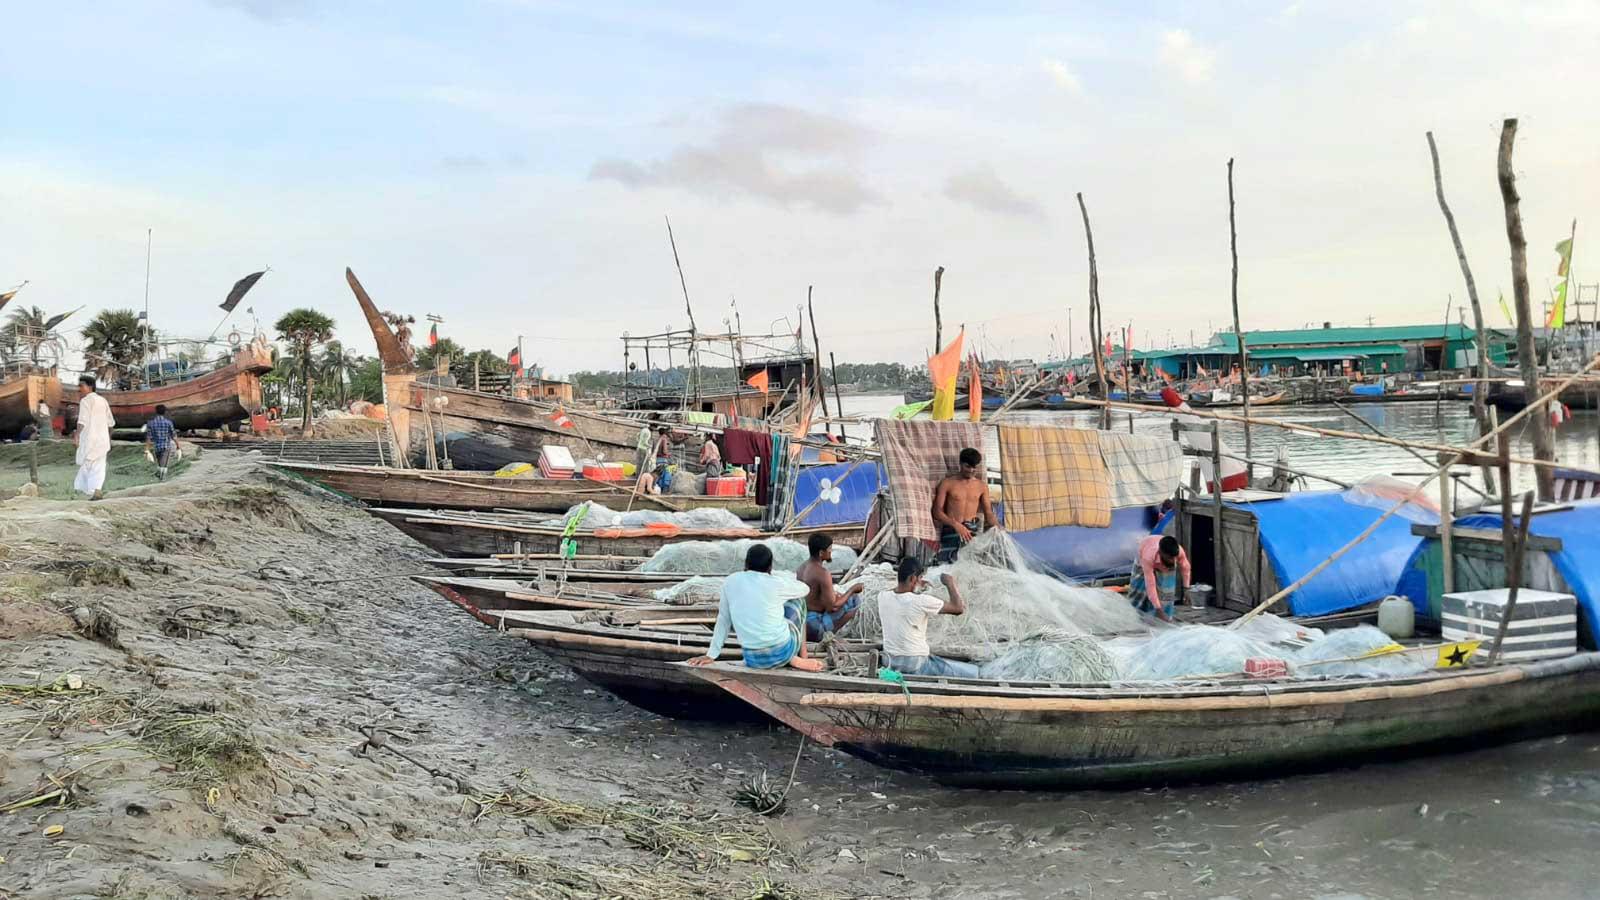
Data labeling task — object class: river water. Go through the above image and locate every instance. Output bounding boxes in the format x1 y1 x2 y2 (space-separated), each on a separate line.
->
799 393 1600 898
835 393 1600 496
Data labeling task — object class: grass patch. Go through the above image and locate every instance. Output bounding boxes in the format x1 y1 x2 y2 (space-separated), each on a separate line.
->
471 772 790 873
0 441 190 500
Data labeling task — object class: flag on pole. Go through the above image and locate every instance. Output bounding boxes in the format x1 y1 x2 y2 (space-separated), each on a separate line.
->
967 353 983 422
220 271 266 312
549 407 574 429
746 369 770 394
0 283 23 313
507 346 523 376
1498 291 1513 325
1547 281 1568 329
1556 237 1574 277
43 308 80 331
928 327 965 421
428 323 439 347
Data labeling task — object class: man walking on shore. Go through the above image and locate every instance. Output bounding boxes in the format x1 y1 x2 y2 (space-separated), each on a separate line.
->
73 375 115 500
145 404 176 481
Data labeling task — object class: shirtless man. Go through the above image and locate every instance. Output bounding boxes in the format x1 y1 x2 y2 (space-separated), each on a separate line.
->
931 447 997 563
796 533 864 640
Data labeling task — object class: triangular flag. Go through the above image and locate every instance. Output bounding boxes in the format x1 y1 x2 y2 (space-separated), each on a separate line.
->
43 307 80 331
1556 237 1574 277
1548 281 1568 329
220 271 265 312
967 353 983 422
746 370 770 394
1498 291 1513 325
928 328 965 421
0 286 21 313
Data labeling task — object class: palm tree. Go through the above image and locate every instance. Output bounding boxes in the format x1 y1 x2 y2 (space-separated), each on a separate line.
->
5 305 49 364
274 309 335 431
82 309 153 387
319 340 359 409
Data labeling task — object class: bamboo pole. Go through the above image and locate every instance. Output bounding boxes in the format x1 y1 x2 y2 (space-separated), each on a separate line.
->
1428 130 1496 495
1497 118 1557 500
1227 158 1252 470
1489 492 1537 664
1333 400 1487 499
829 352 847 442
932 267 945 352
806 286 832 433
1230 353 1600 628
1076 193 1111 430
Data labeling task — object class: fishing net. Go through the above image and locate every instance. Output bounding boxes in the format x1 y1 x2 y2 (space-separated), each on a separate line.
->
651 575 725 606
978 632 1121 683
668 472 707 496
1120 626 1288 681
564 502 749 532
638 538 857 576
1292 625 1427 677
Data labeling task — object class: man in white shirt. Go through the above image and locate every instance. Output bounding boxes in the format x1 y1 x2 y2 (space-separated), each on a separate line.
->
877 557 979 678
690 544 825 672
72 375 115 500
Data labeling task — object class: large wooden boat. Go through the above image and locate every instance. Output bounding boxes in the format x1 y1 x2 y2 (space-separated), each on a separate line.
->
689 652 1600 789
271 460 764 517
505 609 868 721
371 507 863 558
62 338 274 432
0 370 61 438
345 268 646 469
413 575 671 624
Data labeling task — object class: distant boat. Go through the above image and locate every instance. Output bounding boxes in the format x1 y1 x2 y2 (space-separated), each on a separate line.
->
0 369 61 439
62 338 274 433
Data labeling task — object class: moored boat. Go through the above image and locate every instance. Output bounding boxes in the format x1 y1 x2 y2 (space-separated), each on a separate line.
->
62 338 274 432
271 460 763 517
413 574 672 624
689 652 1600 788
0 369 61 438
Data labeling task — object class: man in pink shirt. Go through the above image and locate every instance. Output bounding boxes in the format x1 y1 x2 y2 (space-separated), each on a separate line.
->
1130 534 1190 622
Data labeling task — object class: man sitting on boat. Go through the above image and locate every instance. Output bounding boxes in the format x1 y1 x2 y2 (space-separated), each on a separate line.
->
797 533 865 641
878 557 978 678
690 544 825 672
1128 534 1190 623
932 447 998 563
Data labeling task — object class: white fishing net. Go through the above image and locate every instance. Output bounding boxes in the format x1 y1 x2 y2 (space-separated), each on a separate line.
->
978 633 1121 683
638 537 858 576
651 575 726 606
1292 624 1426 677
1121 627 1287 681
563 502 750 532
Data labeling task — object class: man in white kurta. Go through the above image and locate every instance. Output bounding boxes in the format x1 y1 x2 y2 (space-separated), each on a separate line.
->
73 376 115 499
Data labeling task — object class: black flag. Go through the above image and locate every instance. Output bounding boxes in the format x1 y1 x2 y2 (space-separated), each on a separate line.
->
221 271 266 312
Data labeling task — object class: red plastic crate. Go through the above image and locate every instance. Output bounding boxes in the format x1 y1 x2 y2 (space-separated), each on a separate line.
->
705 476 746 496
582 463 626 482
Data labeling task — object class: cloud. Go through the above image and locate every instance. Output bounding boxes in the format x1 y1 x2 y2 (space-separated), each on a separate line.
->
1159 29 1216 83
588 103 881 215
942 166 1044 220
1041 59 1083 94
207 0 311 21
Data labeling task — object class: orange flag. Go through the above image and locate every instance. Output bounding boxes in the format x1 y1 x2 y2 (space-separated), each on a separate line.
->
746 370 770 394
967 353 983 422
928 328 965 421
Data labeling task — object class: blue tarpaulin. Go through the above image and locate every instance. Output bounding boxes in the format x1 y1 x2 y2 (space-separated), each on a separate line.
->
789 461 884 527
1444 500 1600 646
998 504 1160 581
1229 490 1422 617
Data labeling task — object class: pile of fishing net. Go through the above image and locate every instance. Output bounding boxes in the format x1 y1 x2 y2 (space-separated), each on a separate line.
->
651 575 726 606
563 502 750 532
978 632 1121 683
1118 626 1286 681
639 537 857 576
842 531 1145 656
1291 624 1426 677
1114 621 1425 682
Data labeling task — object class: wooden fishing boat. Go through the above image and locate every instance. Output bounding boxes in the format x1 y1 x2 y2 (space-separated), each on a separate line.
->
61 338 274 432
689 652 1600 788
413 575 673 624
346 267 646 469
421 557 696 586
271 460 763 517
505 609 870 721
0 370 61 438
371 507 863 558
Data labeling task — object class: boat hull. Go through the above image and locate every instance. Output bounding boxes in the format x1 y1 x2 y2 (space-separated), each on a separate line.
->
413 575 662 621
62 342 272 432
691 653 1600 789
272 460 762 517
0 373 61 437
406 382 640 469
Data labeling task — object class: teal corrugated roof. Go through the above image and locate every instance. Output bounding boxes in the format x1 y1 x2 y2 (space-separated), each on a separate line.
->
1249 344 1406 361
1209 324 1474 351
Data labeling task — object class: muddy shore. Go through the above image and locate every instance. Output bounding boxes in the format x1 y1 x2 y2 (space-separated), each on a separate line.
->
4 450 1600 899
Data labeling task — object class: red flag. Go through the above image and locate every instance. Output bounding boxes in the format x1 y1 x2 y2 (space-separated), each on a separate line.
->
549 407 574 429
428 323 439 347
507 346 523 376
746 370 770 394
967 353 983 422
928 328 965 420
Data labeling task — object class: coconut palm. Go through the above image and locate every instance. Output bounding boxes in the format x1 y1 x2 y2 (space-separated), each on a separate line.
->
4 305 50 365
82 309 153 387
274 309 335 431
318 340 359 409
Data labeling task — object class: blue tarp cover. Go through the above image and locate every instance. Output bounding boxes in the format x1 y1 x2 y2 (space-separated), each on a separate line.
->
790 460 883 527
1232 490 1422 617
1450 500 1600 646
999 504 1160 581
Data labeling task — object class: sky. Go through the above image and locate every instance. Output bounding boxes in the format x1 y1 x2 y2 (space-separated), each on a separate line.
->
3 0 1599 378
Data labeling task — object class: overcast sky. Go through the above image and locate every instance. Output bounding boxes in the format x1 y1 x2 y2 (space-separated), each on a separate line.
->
4 1 1597 377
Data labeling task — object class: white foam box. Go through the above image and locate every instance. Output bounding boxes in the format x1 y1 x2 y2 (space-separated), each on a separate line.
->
1441 588 1577 662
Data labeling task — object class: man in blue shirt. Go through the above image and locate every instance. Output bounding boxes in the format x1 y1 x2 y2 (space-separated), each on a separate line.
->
689 544 824 672
145 404 177 481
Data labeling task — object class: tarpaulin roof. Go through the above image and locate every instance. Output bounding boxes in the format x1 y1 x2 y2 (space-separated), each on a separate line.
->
1230 490 1424 617
1451 500 1600 646
790 460 883 528
999 503 1160 581
1248 344 1405 361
